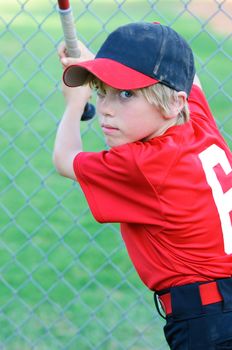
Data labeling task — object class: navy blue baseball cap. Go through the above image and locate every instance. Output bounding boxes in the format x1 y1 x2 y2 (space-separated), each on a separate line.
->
63 22 195 96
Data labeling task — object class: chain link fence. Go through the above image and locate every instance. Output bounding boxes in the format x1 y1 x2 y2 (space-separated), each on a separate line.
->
0 0 231 349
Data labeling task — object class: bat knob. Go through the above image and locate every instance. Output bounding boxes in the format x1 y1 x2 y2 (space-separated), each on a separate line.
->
81 103 96 121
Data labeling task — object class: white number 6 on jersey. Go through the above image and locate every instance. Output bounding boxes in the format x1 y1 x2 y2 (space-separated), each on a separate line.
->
199 144 232 254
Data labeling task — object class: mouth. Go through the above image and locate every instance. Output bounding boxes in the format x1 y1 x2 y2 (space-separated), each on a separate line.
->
101 124 119 134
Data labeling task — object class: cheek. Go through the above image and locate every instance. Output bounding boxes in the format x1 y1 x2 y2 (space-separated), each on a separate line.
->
123 119 151 141
125 107 156 129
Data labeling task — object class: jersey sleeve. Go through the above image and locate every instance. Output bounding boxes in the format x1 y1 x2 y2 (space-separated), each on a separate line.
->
188 84 218 128
73 144 163 224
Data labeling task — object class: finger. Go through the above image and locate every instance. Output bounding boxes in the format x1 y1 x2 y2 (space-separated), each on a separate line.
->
77 40 95 60
60 56 81 68
58 41 68 59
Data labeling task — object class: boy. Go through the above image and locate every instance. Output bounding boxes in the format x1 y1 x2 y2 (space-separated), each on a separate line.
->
53 22 232 349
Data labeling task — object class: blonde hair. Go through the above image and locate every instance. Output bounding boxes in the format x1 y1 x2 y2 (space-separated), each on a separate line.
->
140 84 190 124
86 75 190 124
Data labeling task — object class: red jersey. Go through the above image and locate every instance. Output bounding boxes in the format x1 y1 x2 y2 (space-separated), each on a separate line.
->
73 85 232 291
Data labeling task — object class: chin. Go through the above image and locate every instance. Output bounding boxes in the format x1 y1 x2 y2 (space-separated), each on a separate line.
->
105 135 130 148
107 142 118 148
106 140 123 148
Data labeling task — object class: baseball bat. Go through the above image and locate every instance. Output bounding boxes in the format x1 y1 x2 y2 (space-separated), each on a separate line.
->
57 0 95 121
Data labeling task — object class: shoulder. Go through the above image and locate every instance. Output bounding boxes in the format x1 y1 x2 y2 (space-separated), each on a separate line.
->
188 84 209 110
73 143 138 181
188 84 216 124
74 139 178 188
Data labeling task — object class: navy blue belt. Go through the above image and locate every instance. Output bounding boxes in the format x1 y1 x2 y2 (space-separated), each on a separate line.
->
159 280 223 316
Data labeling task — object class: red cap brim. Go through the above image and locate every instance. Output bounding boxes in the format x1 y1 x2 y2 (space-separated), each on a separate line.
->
63 58 159 90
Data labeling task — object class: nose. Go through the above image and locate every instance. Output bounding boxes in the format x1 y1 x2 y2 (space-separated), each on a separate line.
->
97 95 115 117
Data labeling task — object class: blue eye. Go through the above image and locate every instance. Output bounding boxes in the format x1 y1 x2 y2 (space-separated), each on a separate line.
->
120 90 133 99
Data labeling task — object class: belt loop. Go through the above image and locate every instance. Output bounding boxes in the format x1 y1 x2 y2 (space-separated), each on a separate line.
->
154 292 166 319
217 278 232 312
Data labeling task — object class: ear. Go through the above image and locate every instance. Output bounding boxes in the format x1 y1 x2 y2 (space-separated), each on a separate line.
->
174 91 187 116
164 91 187 120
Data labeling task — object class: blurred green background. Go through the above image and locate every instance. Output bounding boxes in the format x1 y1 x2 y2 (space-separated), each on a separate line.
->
0 0 231 349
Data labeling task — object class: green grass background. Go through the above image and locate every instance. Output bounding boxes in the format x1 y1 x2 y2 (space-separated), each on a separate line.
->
0 0 231 349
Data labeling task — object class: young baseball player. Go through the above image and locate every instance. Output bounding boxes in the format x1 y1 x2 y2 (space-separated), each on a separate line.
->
54 22 232 349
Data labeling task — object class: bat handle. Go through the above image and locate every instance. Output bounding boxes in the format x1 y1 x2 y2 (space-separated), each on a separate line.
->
58 7 81 58
58 7 95 121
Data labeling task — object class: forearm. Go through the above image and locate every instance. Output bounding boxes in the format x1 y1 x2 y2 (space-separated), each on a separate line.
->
53 85 91 179
54 41 94 179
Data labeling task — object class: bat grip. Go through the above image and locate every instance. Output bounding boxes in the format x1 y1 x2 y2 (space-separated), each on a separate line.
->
58 7 81 58
58 7 95 121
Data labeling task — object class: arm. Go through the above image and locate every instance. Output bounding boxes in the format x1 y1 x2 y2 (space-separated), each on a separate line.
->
53 42 94 180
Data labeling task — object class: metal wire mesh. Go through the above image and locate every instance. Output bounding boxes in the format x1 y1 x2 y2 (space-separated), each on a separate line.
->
0 0 231 349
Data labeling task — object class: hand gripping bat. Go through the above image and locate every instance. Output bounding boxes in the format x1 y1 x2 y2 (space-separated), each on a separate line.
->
57 0 95 121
